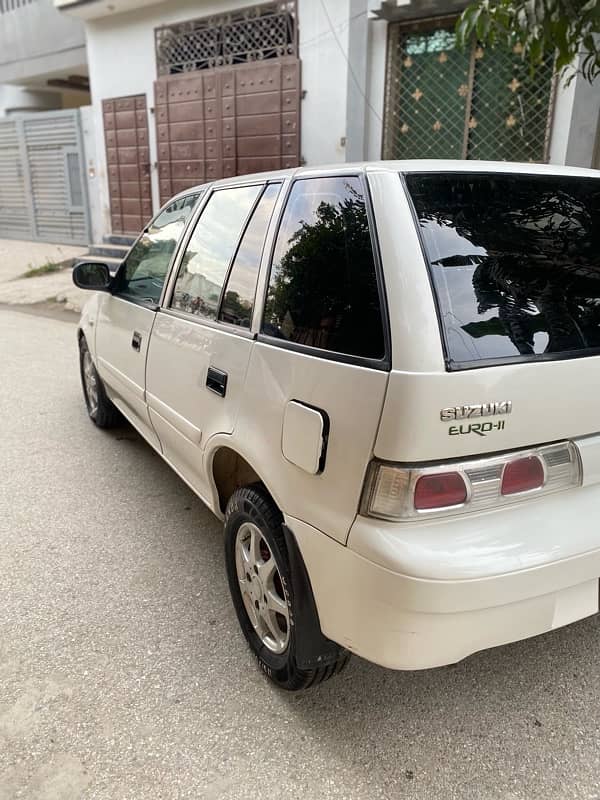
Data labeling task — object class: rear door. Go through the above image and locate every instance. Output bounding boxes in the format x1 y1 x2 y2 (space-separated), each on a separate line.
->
95 193 199 446
145 181 282 499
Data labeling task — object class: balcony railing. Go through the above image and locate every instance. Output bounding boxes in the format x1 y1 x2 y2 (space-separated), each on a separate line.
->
0 0 35 13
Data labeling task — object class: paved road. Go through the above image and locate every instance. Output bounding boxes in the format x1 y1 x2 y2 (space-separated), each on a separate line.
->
2 307 600 800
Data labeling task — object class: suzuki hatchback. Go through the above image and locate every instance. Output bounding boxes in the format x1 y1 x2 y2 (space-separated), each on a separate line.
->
74 161 600 689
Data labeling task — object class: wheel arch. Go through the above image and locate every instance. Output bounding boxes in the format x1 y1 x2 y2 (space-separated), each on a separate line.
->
207 441 281 517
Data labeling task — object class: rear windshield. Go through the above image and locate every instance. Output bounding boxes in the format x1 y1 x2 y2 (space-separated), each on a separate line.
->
405 172 600 369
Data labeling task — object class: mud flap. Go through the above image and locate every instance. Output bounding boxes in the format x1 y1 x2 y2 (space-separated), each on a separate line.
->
282 524 345 669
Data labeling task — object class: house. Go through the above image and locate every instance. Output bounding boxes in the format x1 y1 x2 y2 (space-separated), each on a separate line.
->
0 0 94 243
2 0 599 245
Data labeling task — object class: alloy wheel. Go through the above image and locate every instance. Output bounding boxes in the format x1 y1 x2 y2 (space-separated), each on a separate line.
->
235 522 290 654
82 350 99 417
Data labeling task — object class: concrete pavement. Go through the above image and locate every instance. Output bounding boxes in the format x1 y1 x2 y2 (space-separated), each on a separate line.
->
0 239 88 312
2 306 600 800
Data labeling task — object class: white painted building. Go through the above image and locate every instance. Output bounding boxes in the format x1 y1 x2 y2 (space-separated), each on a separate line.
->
0 1 95 243
55 0 357 239
0 0 89 115
18 0 600 243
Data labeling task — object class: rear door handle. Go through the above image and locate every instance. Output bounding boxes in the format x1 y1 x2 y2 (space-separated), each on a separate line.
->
206 366 228 397
132 331 142 351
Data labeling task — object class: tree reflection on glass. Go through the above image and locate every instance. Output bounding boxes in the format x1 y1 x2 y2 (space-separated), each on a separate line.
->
221 290 252 326
407 173 600 364
263 178 384 359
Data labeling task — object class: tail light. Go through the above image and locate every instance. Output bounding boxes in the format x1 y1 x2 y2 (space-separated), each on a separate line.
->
501 456 544 495
361 441 581 522
414 472 467 509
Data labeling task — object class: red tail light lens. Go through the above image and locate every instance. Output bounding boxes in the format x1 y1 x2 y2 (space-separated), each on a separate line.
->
501 456 544 495
414 472 467 510
362 442 579 521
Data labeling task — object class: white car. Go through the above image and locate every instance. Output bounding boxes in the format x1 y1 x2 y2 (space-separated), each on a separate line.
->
74 160 600 690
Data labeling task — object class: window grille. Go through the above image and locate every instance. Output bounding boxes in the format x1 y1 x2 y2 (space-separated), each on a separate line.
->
156 1 297 76
383 20 555 163
64 150 83 211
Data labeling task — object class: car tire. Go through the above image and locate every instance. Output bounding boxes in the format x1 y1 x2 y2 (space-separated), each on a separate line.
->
224 484 350 690
79 336 121 429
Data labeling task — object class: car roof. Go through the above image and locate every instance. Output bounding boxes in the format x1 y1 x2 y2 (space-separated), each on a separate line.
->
172 159 600 200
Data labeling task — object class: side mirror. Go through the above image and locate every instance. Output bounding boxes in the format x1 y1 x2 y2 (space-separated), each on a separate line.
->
72 261 112 291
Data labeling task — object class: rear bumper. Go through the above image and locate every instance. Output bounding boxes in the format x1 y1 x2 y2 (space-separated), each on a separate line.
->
286 485 600 670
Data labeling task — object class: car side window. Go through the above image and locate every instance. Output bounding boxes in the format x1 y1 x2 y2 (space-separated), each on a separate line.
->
218 183 281 328
262 176 385 360
171 185 262 320
113 193 199 304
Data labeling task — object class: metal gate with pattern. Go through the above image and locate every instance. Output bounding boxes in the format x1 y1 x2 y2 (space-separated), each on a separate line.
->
154 57 300 205
383 20 555 163
0 108 90 244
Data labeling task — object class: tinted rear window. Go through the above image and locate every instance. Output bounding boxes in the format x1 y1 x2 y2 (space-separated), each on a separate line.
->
406 172 600 368
262 176 385 361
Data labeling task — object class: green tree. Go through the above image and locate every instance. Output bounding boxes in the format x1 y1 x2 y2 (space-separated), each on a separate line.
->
456 0 600 83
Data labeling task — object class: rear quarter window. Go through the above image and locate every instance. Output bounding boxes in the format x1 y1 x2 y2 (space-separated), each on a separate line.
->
406 172 600 368
262 176 385 361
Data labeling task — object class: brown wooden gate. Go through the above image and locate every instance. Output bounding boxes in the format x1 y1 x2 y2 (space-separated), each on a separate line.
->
102 94 152 234
155 57 300 205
